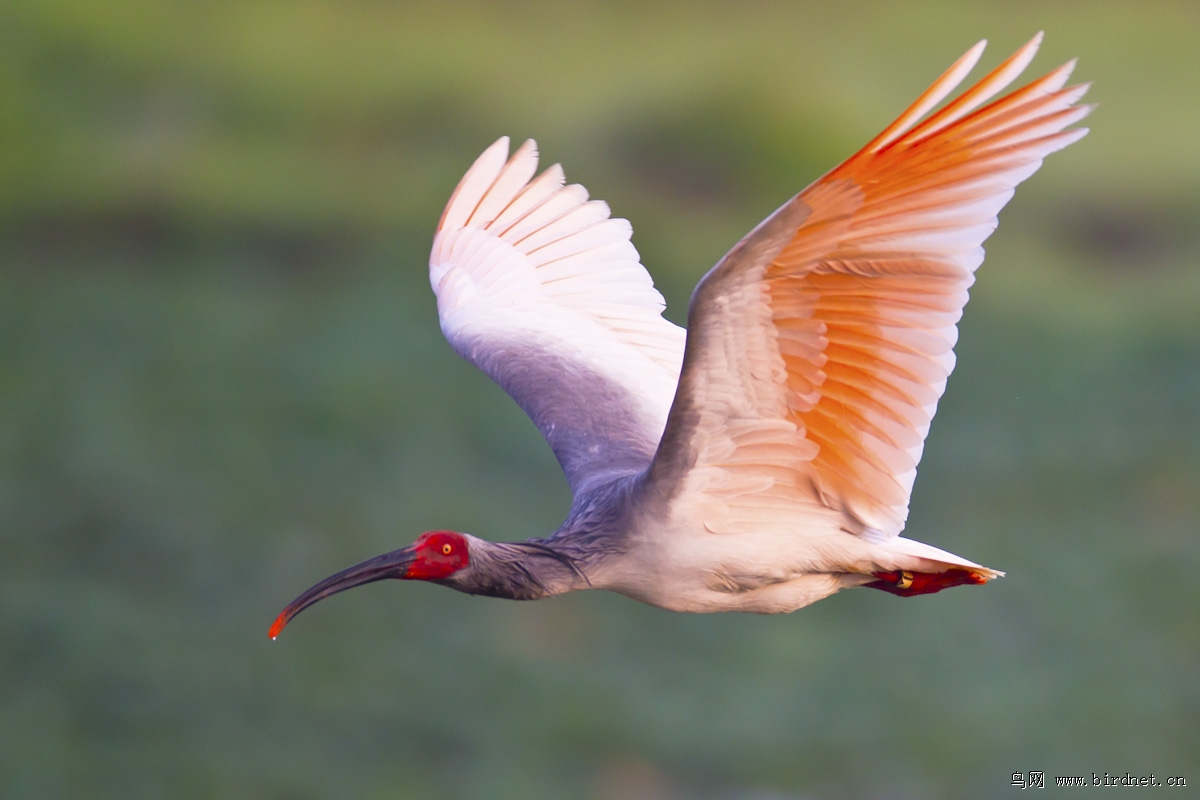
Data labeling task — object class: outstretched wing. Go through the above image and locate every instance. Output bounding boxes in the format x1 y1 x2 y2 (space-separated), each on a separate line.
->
648 34 1090 541
431 138 686 495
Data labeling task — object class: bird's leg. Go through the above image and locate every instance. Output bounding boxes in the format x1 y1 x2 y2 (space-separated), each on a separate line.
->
866 568 986 597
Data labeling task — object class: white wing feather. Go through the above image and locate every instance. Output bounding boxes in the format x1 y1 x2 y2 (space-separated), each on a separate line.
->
430 137 686 494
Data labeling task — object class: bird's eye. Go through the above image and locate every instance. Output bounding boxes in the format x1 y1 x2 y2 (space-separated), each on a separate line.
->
441 543 453 555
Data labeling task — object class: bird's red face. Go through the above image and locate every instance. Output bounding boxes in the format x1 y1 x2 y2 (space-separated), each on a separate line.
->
405 530 470 580
269 530 470 639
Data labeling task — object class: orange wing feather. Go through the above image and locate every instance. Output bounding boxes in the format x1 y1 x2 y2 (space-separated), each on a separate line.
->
767 34 1090 534
656 35 1090 542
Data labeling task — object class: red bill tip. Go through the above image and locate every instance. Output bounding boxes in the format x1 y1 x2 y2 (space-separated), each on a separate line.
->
268 611 289 640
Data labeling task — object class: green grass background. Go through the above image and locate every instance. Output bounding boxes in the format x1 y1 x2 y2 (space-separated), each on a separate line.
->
2 1 1197 798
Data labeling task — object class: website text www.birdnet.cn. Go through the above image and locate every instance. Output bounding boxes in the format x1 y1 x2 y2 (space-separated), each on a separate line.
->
1011 772 1188 789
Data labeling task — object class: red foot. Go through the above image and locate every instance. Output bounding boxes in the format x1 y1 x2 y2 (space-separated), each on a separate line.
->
867 568 986 597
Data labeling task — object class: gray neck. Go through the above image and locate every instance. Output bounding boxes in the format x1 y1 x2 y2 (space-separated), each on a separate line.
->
441 474 643 600
439 535 591 600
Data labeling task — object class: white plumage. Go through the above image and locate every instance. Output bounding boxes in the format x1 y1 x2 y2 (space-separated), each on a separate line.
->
270 35 1091 637
419 34 1091 613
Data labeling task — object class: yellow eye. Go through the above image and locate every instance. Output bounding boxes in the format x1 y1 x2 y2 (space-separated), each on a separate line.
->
441 543 453 555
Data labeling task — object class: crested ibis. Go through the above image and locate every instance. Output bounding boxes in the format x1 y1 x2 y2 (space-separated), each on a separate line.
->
270 34 1090 638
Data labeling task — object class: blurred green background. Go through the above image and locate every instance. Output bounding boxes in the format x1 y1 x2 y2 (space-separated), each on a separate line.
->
2 1 1197 798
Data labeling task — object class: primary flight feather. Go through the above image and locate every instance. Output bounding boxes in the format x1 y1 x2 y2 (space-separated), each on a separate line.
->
271 33 1090 636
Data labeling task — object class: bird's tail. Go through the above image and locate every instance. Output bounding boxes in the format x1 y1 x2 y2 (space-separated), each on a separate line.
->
862 536 1002 597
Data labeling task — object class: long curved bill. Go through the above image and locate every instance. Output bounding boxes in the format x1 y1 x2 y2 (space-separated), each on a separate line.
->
269 545 417 639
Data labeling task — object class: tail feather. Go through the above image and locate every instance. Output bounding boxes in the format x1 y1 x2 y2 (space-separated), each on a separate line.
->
875 535 1003 581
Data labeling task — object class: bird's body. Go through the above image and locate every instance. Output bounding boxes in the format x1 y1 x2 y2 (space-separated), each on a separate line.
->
271 34 1090 636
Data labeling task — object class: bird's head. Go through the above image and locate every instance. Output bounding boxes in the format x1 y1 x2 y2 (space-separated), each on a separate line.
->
268 530 470 639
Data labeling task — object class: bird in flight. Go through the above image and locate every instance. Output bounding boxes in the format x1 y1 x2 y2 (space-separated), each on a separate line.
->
270 33 1089 638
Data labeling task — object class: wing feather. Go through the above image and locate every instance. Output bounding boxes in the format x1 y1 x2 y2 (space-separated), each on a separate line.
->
648 36 1090 543
431 139 686 495
438 137 511 233
905 32 1043 140
489 164 567 232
